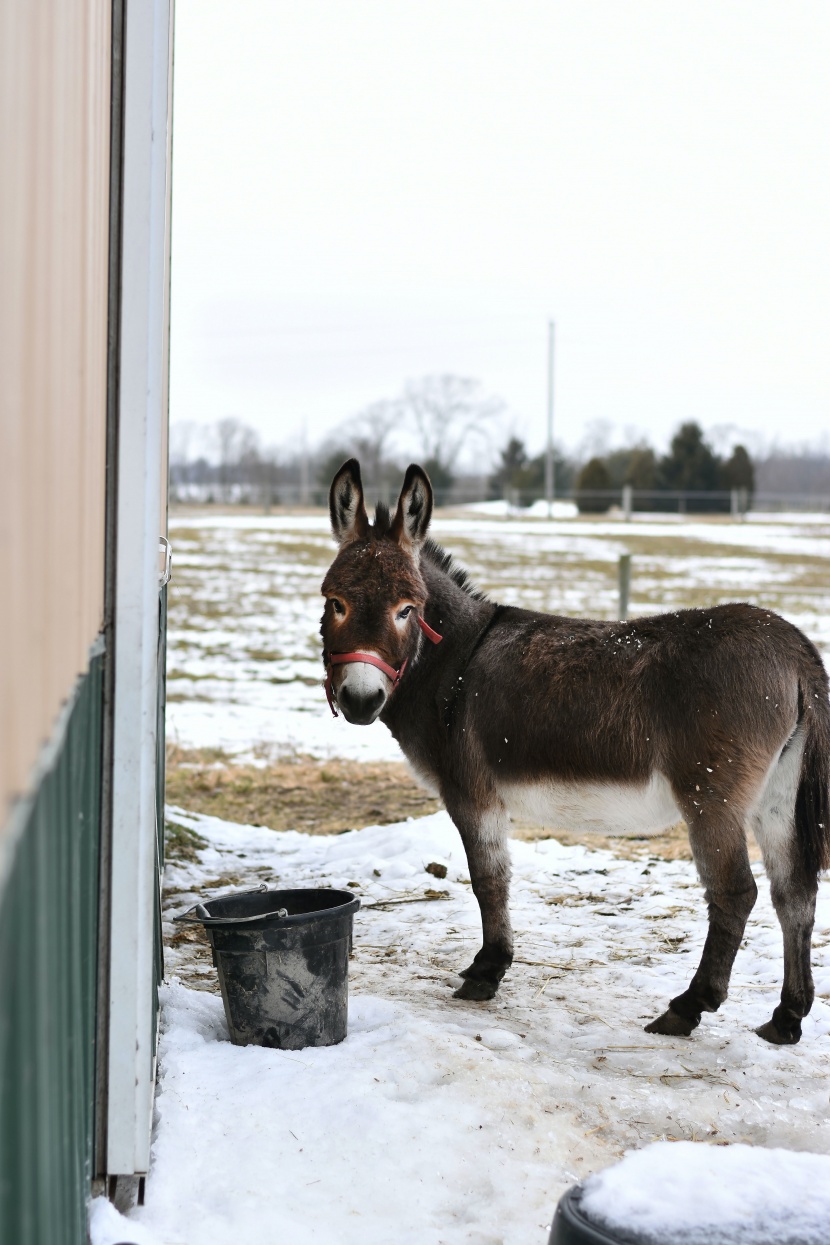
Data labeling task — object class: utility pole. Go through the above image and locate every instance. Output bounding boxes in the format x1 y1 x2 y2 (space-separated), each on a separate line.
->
545 320 555 518
300 421 310 506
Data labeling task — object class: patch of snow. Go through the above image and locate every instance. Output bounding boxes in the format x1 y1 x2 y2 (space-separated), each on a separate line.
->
458 499 579 519
89 1196 161 1245
580 1140 830 1245
123 808 830 1245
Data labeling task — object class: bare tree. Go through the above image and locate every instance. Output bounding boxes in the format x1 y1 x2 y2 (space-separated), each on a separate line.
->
215 417 260 489
576 418 615 464
351 398 401 493
319 399 402 499
168 420 202 498
755 446 830 495
400 374 504 489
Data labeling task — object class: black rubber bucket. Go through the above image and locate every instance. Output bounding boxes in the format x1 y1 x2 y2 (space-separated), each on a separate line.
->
175 886 360 1050
549 1187 630 1245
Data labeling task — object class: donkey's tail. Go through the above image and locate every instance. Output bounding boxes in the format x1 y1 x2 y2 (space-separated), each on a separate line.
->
796 660 830 877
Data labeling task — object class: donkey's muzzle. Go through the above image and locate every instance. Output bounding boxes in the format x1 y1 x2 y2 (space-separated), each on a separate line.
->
336 683 387 725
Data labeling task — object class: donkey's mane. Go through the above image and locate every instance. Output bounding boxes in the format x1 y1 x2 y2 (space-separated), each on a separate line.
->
421 539 490 601
371 502 393 536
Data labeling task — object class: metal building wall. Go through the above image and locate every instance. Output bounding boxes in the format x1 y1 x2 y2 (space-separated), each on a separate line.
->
0 0 112 827
0 645 105 1243
0 3 114 1238
0 2 174 1225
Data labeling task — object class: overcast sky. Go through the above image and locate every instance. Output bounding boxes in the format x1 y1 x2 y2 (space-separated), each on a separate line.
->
170 1 830 462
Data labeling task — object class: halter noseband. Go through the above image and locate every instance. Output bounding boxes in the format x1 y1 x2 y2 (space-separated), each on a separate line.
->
324 614 443 717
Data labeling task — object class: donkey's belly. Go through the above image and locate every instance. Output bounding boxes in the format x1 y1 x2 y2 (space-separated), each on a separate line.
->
500 773 682 836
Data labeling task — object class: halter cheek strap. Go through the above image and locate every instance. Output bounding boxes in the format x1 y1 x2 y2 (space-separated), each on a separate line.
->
416 616 443 644
324 613 442 717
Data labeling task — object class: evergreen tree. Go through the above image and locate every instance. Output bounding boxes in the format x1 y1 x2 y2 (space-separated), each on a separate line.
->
658 422 723 511
720 444 755 498
490 437 574 505
575 456 613 513
624 447 658 490
660 422 720 490
422 456 455 503
490 437 528 497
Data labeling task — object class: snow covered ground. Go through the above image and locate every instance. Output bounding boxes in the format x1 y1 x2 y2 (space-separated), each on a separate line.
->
99 507 830 1244
94 807 830 1245
165 509 830 764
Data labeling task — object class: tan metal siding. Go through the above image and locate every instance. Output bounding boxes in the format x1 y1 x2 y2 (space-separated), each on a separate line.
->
0 1 112 821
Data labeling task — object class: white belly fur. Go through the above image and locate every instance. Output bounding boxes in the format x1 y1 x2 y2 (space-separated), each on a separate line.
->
500 772 683 836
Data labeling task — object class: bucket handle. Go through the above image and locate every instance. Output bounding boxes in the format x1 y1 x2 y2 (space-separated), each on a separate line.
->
174 883 289 927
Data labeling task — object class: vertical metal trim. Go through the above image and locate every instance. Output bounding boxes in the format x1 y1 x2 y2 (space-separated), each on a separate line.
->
94 0 126 1182
106 0 172 1178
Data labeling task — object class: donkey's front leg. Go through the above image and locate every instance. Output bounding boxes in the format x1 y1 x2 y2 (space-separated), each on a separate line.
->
445 796 513 1001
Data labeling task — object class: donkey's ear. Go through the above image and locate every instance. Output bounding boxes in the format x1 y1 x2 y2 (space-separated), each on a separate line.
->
391 464 433 549
329 459 369 544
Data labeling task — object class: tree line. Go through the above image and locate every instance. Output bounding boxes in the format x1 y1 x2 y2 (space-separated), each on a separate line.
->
171 374 505 505
575 422 754 512
170 374 830 510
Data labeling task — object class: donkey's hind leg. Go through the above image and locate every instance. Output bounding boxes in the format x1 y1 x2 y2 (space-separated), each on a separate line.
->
752 732 816 1045
646 816 757 1037
445 796 513 1002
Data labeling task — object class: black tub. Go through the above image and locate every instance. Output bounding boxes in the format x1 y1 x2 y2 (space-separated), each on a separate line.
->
550 1187 630 1245
175 886 360 1050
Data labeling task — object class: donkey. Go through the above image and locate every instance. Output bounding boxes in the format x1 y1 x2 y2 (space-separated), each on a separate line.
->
320 460 830 1044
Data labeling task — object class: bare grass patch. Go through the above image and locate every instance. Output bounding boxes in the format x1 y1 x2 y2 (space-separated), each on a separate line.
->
165 747 767 864
165 745 442 833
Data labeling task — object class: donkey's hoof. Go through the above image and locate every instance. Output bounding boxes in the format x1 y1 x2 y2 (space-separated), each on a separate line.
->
459 951 512 982
756 1018 801 1046
454 977 498 1001
644 1005 697 1037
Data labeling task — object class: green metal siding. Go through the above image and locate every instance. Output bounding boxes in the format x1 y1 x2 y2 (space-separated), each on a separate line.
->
153 585 168 1051
0 646 104 1245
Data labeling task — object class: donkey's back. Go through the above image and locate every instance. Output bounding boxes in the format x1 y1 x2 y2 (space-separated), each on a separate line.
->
465 603 818 845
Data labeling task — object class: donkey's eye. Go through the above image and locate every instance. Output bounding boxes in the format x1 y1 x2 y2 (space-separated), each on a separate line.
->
396 605 414 620
331 599 346 616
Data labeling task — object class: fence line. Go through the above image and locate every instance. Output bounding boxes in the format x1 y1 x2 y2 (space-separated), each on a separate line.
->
168 480 830 515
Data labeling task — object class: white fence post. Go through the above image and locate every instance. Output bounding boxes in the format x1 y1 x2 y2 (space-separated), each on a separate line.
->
618 553 632 621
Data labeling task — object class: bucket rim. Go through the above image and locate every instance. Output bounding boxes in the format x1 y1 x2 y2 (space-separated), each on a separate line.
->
174 885 361 927
550 1186 630 1245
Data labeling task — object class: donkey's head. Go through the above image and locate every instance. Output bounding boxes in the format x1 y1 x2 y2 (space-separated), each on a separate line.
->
320 459 435 724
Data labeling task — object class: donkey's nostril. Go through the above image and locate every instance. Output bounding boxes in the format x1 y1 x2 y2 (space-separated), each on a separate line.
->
338 684 385 724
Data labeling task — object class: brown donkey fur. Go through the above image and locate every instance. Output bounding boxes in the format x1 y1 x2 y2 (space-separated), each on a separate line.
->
321 460 830 1044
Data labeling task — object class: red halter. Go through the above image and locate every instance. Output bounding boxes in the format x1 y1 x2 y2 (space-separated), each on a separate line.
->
324 614 443 717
